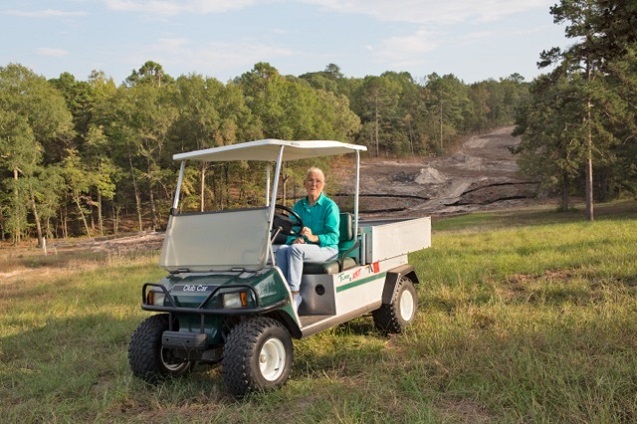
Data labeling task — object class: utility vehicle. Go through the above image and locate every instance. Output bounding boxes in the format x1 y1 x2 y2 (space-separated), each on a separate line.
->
128 139 431 395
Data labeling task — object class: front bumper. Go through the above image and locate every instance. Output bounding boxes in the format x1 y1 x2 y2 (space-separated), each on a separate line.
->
141 282 288 316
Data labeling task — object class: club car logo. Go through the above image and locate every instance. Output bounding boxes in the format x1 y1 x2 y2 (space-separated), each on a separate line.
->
182 284 209 292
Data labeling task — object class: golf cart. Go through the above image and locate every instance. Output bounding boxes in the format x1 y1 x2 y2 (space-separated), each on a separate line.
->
128 139 431 395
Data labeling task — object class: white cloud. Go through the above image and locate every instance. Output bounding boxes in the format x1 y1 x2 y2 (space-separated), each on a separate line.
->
458 30 497 44
317 1 555 76
3 9 87 18
37 48 70 57
137 37 293 77
373 28 439 68
302 0 553 25
104 0 269 15
103 0 552 24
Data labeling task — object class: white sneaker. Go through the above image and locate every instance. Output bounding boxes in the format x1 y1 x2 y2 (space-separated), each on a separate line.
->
294 293 302 310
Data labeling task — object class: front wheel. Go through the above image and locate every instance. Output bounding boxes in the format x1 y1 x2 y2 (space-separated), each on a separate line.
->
128 314 194 383
222 317 293 396
372 276 418 335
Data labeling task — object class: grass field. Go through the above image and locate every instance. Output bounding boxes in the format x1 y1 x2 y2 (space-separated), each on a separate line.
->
1 201 636 423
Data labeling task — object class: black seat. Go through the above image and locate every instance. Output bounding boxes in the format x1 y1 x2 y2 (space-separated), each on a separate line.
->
303 212 358 275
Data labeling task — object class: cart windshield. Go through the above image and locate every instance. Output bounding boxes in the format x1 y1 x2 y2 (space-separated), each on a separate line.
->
159 139 366 272
159 207 270 272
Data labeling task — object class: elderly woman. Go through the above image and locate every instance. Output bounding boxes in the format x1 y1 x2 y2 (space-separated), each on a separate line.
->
276 167 340 310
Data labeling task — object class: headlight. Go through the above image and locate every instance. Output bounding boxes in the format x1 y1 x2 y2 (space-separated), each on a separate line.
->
147 290 165 306
223 291 249 308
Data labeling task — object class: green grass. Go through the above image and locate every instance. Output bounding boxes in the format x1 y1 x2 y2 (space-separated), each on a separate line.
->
1 201 637 423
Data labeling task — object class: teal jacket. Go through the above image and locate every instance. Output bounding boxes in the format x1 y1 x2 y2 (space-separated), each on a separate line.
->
286 193 340 249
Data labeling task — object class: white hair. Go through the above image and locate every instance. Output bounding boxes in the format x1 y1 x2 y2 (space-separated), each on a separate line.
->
305 167 325 182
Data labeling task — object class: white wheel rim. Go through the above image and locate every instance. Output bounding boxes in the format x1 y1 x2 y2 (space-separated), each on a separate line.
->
399 289 415 321
259 338 286 382
161 349 188 372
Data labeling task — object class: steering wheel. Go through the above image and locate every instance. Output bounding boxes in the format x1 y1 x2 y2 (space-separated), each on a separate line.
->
273 204 303 236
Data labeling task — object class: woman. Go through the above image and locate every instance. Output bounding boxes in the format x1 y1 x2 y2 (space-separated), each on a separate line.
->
276 167 340 310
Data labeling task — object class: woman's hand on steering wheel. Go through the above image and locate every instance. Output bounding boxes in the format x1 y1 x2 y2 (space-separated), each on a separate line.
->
273 204 303 236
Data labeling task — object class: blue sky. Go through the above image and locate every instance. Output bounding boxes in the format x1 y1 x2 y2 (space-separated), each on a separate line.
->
0 0 570 85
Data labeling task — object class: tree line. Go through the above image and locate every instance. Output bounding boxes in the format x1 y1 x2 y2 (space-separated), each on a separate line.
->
513 0 637 220
0 60 526 244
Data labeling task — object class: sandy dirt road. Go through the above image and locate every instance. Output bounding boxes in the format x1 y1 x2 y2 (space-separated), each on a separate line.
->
335 126 538 218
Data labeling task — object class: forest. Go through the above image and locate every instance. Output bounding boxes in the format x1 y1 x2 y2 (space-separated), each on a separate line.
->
0 60 526 245
0 0 635 245
513 0 637 219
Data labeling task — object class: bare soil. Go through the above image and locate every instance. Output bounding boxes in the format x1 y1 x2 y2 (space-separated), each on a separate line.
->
334 126 538 218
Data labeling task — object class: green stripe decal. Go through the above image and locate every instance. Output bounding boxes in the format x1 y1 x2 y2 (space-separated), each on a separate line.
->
336 272 387 293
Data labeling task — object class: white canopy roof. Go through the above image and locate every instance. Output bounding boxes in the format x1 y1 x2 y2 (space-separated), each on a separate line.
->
173 139 367 162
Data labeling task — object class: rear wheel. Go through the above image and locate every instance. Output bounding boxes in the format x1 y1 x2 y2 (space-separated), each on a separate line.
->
372 276 418 335
128 314 193 383
222 317 293 396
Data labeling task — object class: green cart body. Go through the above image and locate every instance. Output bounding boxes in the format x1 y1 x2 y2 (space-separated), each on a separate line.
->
129 139 431 395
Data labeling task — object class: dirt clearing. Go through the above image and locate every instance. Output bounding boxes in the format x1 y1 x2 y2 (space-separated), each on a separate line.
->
335 126 538 218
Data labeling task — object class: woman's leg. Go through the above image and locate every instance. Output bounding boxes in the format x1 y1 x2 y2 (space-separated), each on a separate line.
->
276 244 337 310
275 245 290 280
287 244 338 292
275 245 302 309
